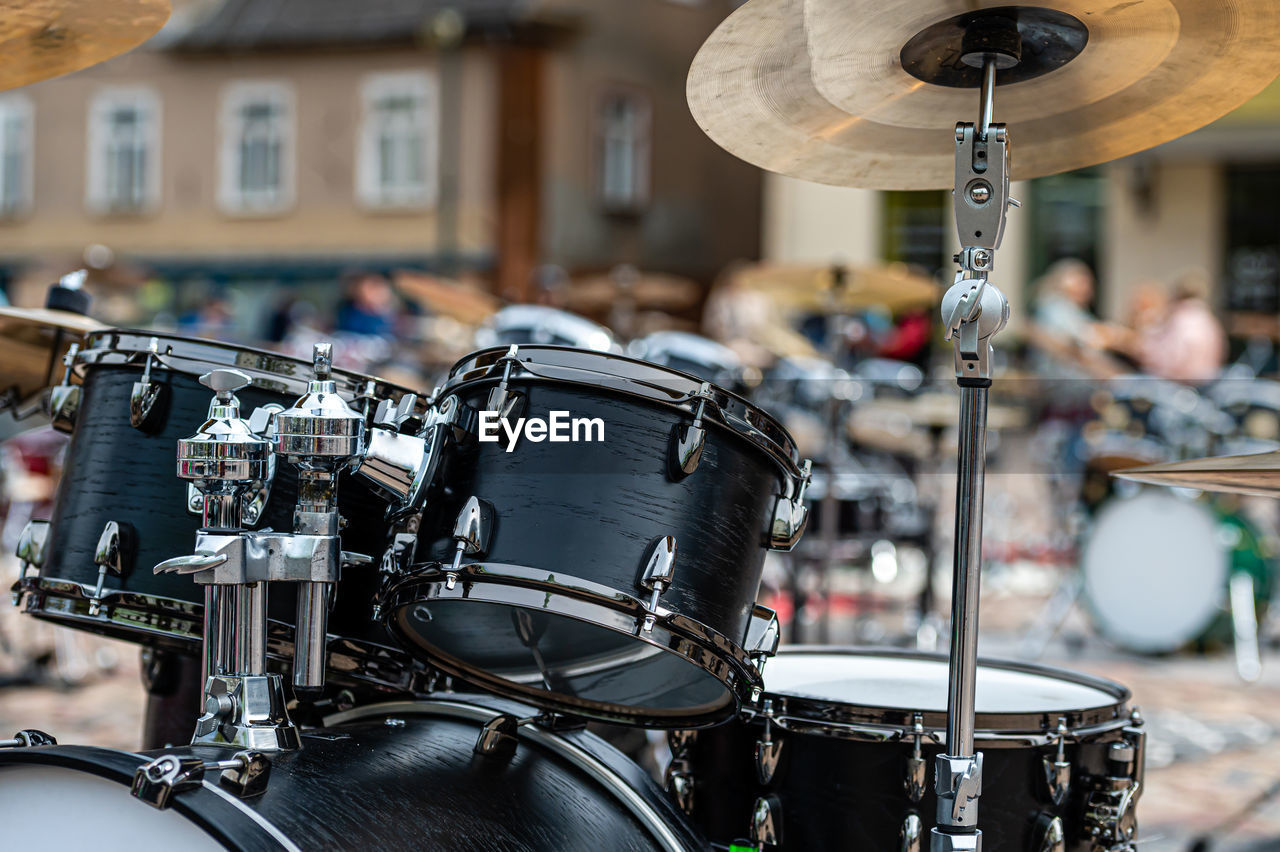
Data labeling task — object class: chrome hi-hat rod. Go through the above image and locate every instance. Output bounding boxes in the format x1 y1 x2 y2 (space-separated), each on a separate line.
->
933 14 1020 852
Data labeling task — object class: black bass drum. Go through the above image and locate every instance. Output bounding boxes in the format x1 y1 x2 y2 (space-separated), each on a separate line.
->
14 330 429 696
383 345 809 728
0 695 704 852
670 648 1143 852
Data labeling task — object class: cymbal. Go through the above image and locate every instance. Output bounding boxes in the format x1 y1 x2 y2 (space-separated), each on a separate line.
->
0 0 170 92
0 306 104 405
1115 450 1280 498
687 0 1280 190
851 394 1027 431
734 263 938 313
393 271 500 325
566 272 703 314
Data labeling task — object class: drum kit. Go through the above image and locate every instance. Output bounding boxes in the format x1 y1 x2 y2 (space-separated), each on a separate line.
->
0 0 1279 850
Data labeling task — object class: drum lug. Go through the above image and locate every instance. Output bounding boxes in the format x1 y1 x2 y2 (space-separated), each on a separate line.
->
1041 717 1071 806
746 604 781 678
131 749 271 810
900 813 923 852
1031 814 1065 852
46 342 82 433
768 459 812 551
638 535 677 633
0 729 57 748
486 345 526 428
445 496 493 589
129 337 166 432
474 713 520 760
754 705 783 784
88 520 133 616
664 759 695 814
11 520 49 605
750 794 782 848
669 382 714 478
906 713 927 803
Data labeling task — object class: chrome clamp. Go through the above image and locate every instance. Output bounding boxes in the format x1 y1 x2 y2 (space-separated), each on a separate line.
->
0 729 56 748
131 749 270 810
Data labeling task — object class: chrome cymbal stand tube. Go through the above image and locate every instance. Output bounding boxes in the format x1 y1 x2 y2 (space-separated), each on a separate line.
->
932 21 1016 852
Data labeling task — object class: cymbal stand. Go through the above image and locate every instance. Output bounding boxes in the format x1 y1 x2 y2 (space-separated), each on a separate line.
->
933 42 1014 852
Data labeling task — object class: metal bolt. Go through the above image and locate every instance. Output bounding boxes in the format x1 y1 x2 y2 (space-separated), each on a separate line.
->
968 182 992 204
973 250 991 267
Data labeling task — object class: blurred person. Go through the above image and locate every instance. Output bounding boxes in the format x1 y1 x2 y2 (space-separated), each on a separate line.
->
1029 259 1126 379
336 271 397 338
1138 270 1226 385
178 294 234 340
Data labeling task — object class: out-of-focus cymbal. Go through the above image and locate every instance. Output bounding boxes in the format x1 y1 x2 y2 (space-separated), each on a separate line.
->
1116 450 1280 498
687 0 1280 190
0 306 103 404
852 394 1027 431
394 271 500 325
0 0 170 92
735 263 938 313
567 272 702 314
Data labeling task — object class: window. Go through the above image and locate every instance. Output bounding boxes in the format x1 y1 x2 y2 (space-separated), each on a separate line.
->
86 87 159 214
219 82 294 214
596 90 651 212
358 72 438 209
0 95 32 217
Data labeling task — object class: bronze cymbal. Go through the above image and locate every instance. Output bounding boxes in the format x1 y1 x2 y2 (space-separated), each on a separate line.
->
0 306 103 405
393 271 501 325
566 272 703 313
734 262 938 313
0 0 170 92
687 0 1280 190
1115 450 1280 498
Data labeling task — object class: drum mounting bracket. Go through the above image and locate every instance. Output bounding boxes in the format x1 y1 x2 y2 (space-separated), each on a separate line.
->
131 749 271 810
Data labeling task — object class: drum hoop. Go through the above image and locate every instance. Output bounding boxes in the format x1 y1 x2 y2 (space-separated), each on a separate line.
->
19 576 429 694
323 698 689 852
749 646 1131 737
0 744 300 851
443 345 807 484
381 562 766 728
75 330 419 405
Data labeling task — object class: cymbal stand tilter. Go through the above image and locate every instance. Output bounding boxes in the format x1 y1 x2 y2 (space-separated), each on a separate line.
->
933 22 1014 852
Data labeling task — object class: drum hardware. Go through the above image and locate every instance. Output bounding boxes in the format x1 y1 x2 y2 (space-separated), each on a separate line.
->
11 519 50 604
1229 572 1263 683
186 404 284 527
472 709 586 760
0 729 56 748
443 496 493 591
670 382 713 477
664 760 695 815
47 343 81 433
639 536 677 633
131 749 271 810
753 701 782 785
1031 815 1066 852
768 458 811 552
906 713 926 803
744 605 781 686
1042 717 1072 807
87 520 133 617
902 813 924 852
1082 742 1142 851
486 344 525 422
129 336 165 431
750 794 782 848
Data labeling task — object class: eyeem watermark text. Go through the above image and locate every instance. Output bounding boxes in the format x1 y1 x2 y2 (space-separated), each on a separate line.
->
478 410 605 452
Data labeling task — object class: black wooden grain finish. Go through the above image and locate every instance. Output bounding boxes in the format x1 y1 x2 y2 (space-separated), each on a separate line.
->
0 699 706 852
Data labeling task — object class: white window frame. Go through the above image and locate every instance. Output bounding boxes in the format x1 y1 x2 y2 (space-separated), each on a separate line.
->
85 86 161 215
218 81 296 215
595 88 652 213
356 71 439 210
0 94 33 218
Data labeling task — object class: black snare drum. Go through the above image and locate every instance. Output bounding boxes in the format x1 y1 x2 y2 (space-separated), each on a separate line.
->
0 695 704 852
382 345 810 727
672 648 1143 851
14 330 427 695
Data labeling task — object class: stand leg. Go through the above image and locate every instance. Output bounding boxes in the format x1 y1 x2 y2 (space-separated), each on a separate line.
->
1230 572 1262 683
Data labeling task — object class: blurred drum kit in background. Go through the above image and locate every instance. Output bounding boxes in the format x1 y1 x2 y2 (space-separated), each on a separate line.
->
3 1 1280 851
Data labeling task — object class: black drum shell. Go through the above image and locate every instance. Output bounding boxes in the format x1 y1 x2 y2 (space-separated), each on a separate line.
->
417 378 785 650
0 698 705 852
30 363 396 672
682 652 1134 851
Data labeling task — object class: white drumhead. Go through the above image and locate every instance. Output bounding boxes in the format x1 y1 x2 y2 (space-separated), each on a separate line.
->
1082 491 1228 652
0 766 222 851
765 651 1120 714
